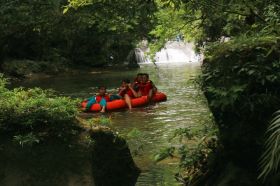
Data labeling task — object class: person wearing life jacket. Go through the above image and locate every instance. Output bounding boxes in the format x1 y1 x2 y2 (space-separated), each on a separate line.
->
118 79 140 110
85 86 111 112
132 73 143 97
141 73 157 102
133 73 143 83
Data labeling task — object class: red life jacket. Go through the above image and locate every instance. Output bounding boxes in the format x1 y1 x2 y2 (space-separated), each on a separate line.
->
140 81 153 96
96 95 110 102
119 88 126 97
126 89 135 98
119 88 135 98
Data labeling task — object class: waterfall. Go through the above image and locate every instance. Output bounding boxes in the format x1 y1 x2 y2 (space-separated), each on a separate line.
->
154 41 200 63
134 41 201 64
134 48 150 63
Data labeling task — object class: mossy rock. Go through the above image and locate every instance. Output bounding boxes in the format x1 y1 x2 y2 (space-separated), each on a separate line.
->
200 35 280 185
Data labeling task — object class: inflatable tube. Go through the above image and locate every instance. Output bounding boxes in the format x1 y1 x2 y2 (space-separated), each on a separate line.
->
81 92 167 112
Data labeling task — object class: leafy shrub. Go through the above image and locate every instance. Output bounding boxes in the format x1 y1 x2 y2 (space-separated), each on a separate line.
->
0 74 79 145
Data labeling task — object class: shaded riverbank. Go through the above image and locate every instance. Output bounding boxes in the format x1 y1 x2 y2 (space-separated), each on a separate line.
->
1 59 139 81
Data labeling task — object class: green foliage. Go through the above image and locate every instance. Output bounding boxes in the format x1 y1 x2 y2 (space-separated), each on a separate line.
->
0 0 157 68
0 75 79 145
170 128 194 142
147 0 280 55
1 60 67 77
201 34 280 181
0 74 8 92
98 117 111 125
175 126 217 165
154 146 175 162
205 84 247 111
126 128 142 139
202 34 280 114
148 0 202 59
120 128 144 156
1 0 279 67
259 110 280 181
85 116 112 129
84 134 96 147
154 122 218 183
13 133 40 147
0 0 64 60
185 0 279 43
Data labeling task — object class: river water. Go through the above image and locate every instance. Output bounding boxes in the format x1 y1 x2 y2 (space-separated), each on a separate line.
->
14 62 212 186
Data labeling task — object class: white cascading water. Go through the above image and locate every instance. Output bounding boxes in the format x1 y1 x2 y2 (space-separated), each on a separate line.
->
134 48 150 63
135 41 201 63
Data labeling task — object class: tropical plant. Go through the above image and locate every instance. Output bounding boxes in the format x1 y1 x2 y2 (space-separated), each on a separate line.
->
258 110 280 181
13 133 40 147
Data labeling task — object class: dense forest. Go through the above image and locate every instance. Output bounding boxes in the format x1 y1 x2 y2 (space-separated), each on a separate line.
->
1 0 280 185
0 0 156 77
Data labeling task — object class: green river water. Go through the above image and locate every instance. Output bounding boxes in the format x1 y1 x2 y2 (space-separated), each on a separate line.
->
14 62 212 186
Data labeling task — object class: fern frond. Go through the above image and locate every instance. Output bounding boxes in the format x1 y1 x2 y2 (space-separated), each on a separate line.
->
258 110 280 181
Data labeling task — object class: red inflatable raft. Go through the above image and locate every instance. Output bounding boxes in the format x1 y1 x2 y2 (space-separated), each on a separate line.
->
81 92 167 112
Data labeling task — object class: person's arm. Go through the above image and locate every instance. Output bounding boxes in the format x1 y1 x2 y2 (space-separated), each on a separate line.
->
151 81 157 92
85 96 96 110
128 83 139 97
118 86 126 96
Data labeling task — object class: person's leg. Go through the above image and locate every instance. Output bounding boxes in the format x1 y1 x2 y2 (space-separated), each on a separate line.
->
137 91 142 97
100 106 106 112
110 94 121 101
148 89 153 103
124 94 132 110
86 97 96 111
99 98 107 112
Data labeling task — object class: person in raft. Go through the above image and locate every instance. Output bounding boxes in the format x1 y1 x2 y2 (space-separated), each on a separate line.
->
118 79 140 110
85 86 111 112
140 73 157 102
132 73 143 94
